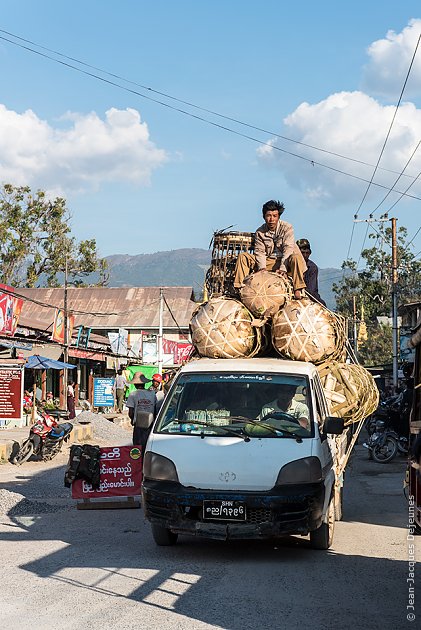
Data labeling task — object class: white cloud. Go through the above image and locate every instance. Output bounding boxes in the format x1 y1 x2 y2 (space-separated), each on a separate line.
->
362 19 421 100
257 91 421 208
0 105 168 193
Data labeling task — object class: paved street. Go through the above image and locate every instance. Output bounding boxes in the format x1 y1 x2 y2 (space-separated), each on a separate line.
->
0 441 417 630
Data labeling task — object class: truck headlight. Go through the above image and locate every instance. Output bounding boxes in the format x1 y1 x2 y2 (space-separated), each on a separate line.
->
143 452 179 482
276 457 322 485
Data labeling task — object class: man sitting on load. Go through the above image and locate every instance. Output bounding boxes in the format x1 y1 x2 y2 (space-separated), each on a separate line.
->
258 384 310 430
233 199 307 300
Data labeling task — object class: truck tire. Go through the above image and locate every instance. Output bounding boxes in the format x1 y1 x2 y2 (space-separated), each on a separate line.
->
151 524 178 546
310 498 335 550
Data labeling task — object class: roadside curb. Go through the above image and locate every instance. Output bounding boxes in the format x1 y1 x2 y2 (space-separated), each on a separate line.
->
0 423 94 464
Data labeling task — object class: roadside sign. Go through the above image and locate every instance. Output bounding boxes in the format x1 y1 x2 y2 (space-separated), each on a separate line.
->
71 445 142 504
93 377 115 407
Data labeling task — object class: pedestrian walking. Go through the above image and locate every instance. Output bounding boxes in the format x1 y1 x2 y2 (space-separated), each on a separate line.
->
114 368 128 413
67 381 76 420
151 373 165 411
126 372 157 452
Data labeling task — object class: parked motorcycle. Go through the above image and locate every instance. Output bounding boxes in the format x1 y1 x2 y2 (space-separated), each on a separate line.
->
363 419 399 463
11 409 73 465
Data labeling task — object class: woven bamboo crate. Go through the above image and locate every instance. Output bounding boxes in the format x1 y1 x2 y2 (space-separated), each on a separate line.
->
190 297 264 359
271 298 346 364
317 361 379 425
240 270 293 318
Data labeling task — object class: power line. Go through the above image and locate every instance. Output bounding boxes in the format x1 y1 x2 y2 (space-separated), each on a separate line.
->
345 32 421 264
355 33 421 220
2 27 421 183
3 32 421 200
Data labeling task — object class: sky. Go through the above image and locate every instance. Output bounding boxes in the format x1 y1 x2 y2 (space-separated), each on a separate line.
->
1 1 421 273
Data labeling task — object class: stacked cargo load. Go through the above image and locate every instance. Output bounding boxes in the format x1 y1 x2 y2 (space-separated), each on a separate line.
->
190 230 379 425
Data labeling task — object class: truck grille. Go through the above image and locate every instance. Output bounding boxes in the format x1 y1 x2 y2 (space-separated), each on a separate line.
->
247 508 272 524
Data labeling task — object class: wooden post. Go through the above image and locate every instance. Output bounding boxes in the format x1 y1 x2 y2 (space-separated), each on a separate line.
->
41 369 47 400
59 369 65 409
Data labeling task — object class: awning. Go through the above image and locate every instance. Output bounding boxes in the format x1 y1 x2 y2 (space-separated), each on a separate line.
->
25 355 76 370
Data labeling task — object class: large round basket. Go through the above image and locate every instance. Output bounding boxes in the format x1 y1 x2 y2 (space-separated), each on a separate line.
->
240 270 293 318
271 298 346 364
190 297 263 359
317 361 379 425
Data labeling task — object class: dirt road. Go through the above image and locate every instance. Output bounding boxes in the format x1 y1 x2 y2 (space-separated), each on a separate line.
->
0 442 417 629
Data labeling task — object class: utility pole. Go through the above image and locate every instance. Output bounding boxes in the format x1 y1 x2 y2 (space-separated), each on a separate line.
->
353 295 358 354
158 288 164 376
391 217 399 392
63 255 69 400
353 215 399 390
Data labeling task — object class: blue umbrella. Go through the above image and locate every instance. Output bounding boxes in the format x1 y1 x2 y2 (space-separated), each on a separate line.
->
25 355 75 370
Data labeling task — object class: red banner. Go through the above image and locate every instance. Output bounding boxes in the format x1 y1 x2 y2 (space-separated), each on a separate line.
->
71 445 142 499
0 285 24 336
162 338 193 364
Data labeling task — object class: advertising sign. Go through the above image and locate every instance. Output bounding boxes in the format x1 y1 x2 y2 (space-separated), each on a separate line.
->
0 366 23 423
0 285 24 336
142 331 157 363
52 309 75 344
93 377 115 407
71 445 143 499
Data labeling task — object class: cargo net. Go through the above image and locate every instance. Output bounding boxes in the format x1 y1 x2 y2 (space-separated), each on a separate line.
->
317 360 379 425
205 230 254 297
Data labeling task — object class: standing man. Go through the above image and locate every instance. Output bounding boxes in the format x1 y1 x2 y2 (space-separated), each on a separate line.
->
234 200 307 299
126 372 157 452
296 238 326 306
151 373 165 411
114 368 128 414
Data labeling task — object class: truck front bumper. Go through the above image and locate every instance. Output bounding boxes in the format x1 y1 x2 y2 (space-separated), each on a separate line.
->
142 480 325 540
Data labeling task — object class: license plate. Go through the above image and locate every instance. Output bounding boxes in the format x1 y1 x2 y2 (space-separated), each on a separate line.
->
203 500 246 521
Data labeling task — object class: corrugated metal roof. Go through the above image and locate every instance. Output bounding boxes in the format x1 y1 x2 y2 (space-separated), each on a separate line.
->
17 287 196 330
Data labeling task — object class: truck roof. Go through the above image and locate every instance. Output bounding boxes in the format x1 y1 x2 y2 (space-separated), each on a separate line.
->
180 357 318 377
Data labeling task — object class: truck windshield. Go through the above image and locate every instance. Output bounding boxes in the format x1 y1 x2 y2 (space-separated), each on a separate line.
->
155 372 314 438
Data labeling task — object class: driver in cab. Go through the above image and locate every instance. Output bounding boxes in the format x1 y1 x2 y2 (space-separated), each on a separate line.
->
258 384 310 430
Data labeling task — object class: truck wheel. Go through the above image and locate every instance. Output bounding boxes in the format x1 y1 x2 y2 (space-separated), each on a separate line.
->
151 524 178 546
310 498 335 550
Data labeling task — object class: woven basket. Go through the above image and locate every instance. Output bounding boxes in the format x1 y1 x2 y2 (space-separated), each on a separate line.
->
190 297 263 359
271 298 346 364
240 271 293 318
317 361 379 425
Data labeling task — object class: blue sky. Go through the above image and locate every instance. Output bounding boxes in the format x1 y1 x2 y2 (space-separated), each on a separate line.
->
1 1 421 273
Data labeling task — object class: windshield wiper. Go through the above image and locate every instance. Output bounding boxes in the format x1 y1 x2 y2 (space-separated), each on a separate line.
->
187 420 251 442
230 416 282 437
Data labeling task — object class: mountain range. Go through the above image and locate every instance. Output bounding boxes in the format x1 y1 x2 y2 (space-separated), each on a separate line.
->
105 249 341 310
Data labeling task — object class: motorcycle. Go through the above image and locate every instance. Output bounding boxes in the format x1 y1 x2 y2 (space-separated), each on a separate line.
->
363 418 399 463
11 409 73 465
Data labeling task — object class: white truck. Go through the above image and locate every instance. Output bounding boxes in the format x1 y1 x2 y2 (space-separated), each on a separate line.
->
142 357 355 550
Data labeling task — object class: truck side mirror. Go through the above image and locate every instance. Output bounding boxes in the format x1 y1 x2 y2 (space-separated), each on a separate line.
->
324 416 345 435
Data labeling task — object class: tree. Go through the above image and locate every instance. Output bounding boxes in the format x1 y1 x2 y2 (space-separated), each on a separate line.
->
0 184 108 287
333 223 421 366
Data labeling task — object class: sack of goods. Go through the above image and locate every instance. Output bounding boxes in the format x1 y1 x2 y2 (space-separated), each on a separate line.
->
240 270 293 318
190 296 264 359
317 361 379 424
271 298 346 364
